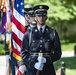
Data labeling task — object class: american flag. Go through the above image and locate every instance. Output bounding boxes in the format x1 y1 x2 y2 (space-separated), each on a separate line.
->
12 0 26 60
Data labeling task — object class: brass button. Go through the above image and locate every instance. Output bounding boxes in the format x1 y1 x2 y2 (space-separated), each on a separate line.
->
40 45 42 47
40 40 42 42
48 39 50 41
40 50 42 52
33 40 35 42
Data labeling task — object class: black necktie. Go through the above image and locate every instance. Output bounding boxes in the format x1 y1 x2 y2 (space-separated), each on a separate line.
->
40 28 42 33
40 28 43 36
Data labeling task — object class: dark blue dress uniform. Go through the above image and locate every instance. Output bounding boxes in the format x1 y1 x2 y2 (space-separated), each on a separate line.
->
21 25 62 75
18 6 36 66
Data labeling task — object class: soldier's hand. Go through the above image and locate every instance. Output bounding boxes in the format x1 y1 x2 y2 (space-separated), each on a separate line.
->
5 54 11 60
18 65 27 74
34 62 44 71
37 56 46 63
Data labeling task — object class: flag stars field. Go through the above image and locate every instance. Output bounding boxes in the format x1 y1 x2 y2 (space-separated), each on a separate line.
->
17 4 19 7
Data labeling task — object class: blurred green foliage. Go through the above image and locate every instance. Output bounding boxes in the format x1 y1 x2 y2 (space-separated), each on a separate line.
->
24 0 76 41
0 43 5 55
24 0 76 22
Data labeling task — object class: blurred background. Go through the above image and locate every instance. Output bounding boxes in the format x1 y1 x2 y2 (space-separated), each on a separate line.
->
0 0 76 75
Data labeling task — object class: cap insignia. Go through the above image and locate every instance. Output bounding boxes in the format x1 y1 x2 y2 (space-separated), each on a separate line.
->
39 6 43 9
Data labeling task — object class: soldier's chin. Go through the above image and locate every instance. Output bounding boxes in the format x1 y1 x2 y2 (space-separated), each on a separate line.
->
32 21 37 25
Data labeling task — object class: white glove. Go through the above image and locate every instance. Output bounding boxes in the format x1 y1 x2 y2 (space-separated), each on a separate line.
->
37 56 46 63
5 55 11 60
34 62 44 71
19 65 27 74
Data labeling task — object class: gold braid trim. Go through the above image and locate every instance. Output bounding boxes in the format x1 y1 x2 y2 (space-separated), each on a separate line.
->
13 52 22 61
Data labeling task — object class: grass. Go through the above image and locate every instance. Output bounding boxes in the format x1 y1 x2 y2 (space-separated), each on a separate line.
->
0 43 5 55
66 69 76 75
54 56 76 75
61 39 76 51
61 42 76 51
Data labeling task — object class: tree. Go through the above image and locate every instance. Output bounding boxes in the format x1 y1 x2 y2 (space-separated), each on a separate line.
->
24 0 76 39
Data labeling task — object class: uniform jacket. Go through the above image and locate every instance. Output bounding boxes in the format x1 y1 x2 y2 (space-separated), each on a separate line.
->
21 25 62 75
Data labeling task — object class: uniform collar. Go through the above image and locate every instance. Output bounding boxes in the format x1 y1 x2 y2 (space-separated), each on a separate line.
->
37 25 46 33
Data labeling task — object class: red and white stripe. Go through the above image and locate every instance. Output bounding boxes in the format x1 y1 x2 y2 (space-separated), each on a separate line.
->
12 1 25 60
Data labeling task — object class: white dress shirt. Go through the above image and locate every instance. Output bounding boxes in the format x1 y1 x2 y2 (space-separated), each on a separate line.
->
37 25 46 33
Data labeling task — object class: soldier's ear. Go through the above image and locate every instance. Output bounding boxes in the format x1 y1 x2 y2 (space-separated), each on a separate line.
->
46 16 47 20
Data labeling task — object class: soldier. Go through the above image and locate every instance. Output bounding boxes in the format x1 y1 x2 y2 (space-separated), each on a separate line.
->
21 5 61 75
17 5 37 75
4 31 12 75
